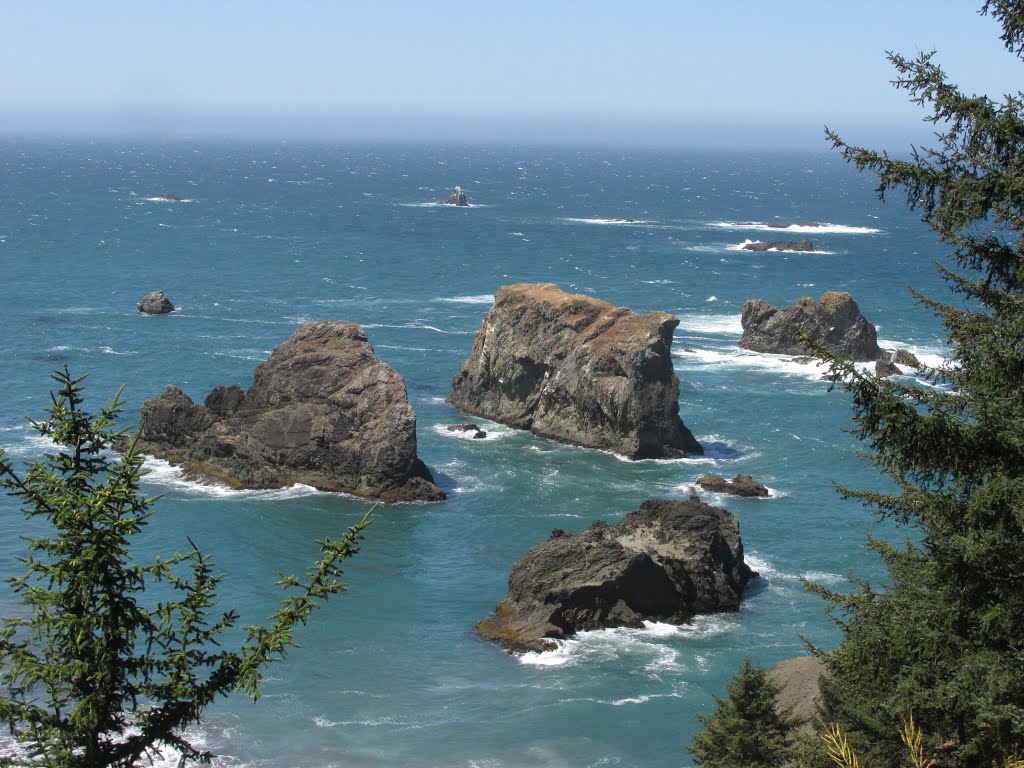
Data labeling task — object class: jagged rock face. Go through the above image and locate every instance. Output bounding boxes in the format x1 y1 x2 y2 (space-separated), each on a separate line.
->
448 283 702 459
697 473 769 497
440 186 469 206
138 290 175 314
742 239 814 252
738 291 882 361
476 499 754 653
135 321 445 503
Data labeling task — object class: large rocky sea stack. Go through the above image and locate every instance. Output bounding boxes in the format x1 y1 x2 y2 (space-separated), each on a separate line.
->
134 321 445 502
448 283 702 459
476 498 754 653
739 291 882 361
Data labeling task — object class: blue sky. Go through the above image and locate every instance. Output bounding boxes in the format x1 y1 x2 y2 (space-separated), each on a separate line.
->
3 1 1020 147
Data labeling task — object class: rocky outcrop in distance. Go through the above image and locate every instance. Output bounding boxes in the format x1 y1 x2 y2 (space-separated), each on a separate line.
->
447 423 487 439
448 283 702 459
154 193 181 201
742 239 815 252
440 186 469 206
138 290 175 315
134 321 445 503
739 291 882 361
475 498 755 653
697 473 769 497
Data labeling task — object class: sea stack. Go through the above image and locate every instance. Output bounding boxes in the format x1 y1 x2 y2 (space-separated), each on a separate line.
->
441 186 469 206
738 291 882 361
476 498 755 653
134 321 445 502
448 283 702 459
138 290 175 315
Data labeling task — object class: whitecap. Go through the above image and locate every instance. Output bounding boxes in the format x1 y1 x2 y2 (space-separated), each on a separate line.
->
676 314 742 335
143 196 194 203
640 279 674 285
141 457 334 501
673 347 854 381
711 221 881 234
432 294 495 305
431 423 515 442
362 323 474 335
705 296 718 302
561 217 656 225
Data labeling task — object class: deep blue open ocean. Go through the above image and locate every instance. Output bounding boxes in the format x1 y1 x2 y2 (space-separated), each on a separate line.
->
0 138 950 767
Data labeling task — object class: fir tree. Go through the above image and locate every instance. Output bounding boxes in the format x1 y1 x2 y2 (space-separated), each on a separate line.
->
0 368 371 767
688 658 798 768
808 2 1024 766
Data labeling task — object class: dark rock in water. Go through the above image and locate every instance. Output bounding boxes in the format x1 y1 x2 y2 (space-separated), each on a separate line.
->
763 221 822 228
875 358 902 378
154 193 181 201
475 498 754 653
440 186 469 206
448 283 702 459
739 291 882 361
742 239 815 252
892 349 920 367
697 473 769 497
138 290 175 315
134 321 445 503
447 423 487 439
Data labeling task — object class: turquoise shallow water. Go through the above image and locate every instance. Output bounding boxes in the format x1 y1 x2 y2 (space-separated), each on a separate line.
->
0 139 949 767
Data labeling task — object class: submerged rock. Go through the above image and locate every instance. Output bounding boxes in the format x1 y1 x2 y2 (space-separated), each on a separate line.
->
134 321 445 502
440 186 469 206
138 290 175 314
763 221 823 228
476 498 755 653
697 473 769 497
446 423 487 439
742 239 815 252
154 193 181 201
448 283 702 459
739 291 882 361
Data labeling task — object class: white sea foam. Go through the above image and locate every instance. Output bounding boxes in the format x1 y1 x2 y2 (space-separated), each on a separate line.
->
673 347 843 381
640 279 674 285
432 294 495 304
712 221 881 234
99 346 138 356
676 314 743 335
705 295 718 302
362 322 474 335
143 196 194 203
141 457 330 501
561 217 656 225
431 422 515 442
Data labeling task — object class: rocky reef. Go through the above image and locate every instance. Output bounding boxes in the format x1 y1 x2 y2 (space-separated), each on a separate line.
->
739 291 882 361
134 321 445 502
440 186 469 206
476 498 754 653
448 283 702 459
742 239 815 252
138 290 175 314
696 473 769 497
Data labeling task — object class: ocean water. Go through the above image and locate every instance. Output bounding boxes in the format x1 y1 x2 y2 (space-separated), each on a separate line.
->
0 138 950 767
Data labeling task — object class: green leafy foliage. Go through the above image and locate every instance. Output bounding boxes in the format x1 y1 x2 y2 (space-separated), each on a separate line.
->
0 367 371 767
808 3 1024 766
688 658 799 768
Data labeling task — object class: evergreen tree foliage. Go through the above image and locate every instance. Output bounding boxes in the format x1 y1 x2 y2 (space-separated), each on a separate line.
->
688 658 798 768
0 368 372 767
808 3 1024 766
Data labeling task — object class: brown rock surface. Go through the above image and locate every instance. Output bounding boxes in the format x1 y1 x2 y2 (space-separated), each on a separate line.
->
697 473 770 497
134 321 445 502
448 283 702 459
739 291 882 361
769 655 826 734
476 498 754 653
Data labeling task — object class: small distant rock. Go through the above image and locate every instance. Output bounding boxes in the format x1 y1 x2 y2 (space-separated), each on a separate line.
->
154 193 181 201
440 186 469 206
475 498 755 653
742 239 815 252
447 423 487 439
875 348 921 378
138 290 175 315
697 473 770 497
